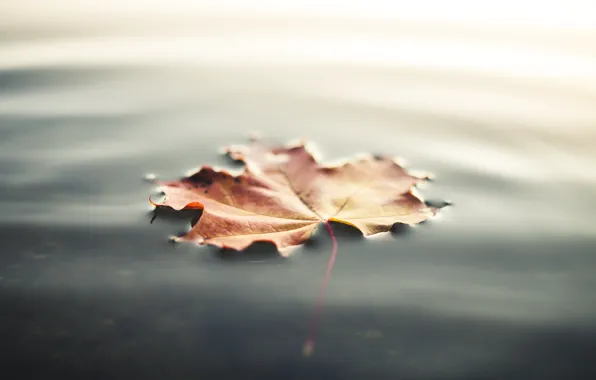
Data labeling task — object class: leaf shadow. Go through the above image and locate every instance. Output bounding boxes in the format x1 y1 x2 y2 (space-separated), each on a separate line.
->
211 241 286 263
149 206 202 247
390 222 415 237
425 199 454 209
304 220 420 253
303 222 363 253
328 221 365 241
148 206 203 226
328 220 423 240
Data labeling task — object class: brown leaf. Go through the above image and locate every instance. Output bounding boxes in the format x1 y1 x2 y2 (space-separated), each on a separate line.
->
151 140 438 255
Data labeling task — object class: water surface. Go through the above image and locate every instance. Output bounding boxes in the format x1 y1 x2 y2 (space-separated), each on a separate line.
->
1 2 596 379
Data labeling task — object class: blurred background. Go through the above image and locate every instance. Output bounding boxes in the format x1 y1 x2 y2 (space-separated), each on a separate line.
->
1 1 595 379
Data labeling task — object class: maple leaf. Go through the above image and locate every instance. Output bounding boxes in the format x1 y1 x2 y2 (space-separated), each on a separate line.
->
150 139 437 255
150 138 443 356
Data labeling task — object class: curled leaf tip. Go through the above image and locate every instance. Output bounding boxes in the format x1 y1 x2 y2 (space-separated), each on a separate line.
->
148 195 162 207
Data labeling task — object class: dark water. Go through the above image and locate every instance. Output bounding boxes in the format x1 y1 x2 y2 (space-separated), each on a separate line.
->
2 4 596 379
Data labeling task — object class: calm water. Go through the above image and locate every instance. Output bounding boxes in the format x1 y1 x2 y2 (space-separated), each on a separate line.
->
1 2 596 379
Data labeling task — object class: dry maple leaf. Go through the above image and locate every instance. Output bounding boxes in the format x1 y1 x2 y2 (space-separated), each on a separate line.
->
150 139 437 255
150 138 442 356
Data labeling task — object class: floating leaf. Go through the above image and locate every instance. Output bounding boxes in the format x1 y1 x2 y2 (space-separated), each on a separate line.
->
151 139 437 254
150 138 443 355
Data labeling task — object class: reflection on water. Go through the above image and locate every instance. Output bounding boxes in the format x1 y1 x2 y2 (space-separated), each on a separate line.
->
1 1 596 378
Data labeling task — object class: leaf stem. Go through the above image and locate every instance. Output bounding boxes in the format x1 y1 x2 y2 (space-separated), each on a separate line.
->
303 220 338 357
